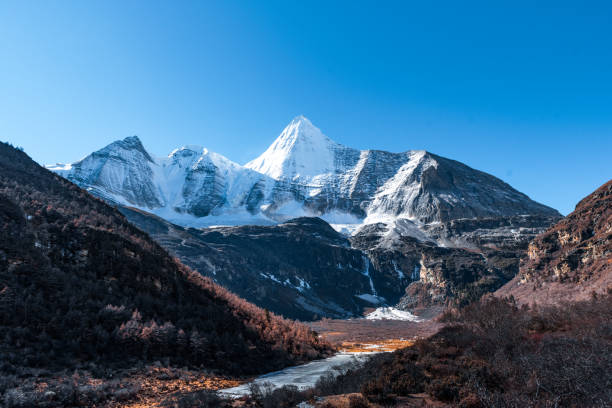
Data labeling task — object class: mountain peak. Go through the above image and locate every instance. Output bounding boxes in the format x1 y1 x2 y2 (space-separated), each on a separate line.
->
122 135 143 145
288 114 312 126
280 115 334 146
245 116 347 180
168 145 206 157
104 135 154 162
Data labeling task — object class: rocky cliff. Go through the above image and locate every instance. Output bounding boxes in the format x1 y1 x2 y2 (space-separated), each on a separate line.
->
120 209 410 320
351 222 523 309
497 179 612 304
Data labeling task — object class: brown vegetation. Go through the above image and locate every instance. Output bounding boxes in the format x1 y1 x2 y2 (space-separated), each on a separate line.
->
134 292 612 406
321 293 612 407
0 142 332 406
498 179 612 305
308 314 442 343
1 365 240 408
339 339 414 353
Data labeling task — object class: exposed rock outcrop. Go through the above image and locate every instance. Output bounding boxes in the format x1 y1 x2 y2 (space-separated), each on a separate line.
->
351 223 521 309
497 179 612 304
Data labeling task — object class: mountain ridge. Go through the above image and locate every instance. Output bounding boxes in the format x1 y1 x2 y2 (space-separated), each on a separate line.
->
42 117 564 316
47 116 560 246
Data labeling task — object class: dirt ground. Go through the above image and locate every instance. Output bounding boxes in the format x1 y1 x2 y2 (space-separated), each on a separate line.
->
307 307 444 344
339 338 415 353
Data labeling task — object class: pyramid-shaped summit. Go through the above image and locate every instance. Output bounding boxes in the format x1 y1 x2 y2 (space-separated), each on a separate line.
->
245 115 356 181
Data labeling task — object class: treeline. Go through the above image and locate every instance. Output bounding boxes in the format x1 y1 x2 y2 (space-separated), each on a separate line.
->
0 141 331 378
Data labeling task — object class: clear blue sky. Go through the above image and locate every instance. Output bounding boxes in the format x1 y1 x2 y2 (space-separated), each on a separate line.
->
1 1 610 215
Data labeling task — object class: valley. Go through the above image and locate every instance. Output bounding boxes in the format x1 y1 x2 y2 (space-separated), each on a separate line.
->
3 2 610 406
309 312 443 344
45 117 562 321
1 125 609 407
0 142 331 407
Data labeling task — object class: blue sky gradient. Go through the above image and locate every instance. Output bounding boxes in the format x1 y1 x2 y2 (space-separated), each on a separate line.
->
1 1 610 215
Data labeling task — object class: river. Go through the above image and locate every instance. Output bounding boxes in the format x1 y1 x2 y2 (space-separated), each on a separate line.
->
219 352 378 398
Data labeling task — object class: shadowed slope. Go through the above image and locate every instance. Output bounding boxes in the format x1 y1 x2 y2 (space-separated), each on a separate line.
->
0 142 331 377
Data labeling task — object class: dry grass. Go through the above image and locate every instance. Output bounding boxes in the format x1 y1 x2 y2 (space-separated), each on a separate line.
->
108 366 244 408
339 339 415 353
309 315 442 344
1 365 245 408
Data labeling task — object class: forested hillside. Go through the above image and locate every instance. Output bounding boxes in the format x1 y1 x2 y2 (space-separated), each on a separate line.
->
0 142 331 378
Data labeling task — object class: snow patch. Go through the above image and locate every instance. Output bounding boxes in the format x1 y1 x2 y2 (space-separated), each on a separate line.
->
259 273 281 284
295 276 311 292
366 307 423 321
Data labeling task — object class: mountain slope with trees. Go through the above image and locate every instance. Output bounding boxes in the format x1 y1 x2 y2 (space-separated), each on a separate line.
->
0 141 331 380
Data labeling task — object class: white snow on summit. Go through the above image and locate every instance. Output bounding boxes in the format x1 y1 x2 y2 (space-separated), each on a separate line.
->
47 116 559 240
245 115 354 182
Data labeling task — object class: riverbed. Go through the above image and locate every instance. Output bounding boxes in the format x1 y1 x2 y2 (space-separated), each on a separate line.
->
219 352 377 398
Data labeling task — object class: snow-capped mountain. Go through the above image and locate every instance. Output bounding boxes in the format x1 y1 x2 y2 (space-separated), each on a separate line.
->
49 137 273 227
248 116 558 228
47 136 164 208
45 117 563 317
47 115 560 238
245 115 359 182
159 145 269 218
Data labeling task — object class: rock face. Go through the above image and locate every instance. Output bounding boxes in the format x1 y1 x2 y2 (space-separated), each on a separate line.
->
497 180 612 304
351 222 523 309
120 203 552 319
51 136 164 208
120 209 409 320
422 214 559 250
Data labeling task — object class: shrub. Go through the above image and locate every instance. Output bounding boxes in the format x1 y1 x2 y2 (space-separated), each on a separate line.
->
247 382 311 408
348 394 370 408
166 390 226 408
